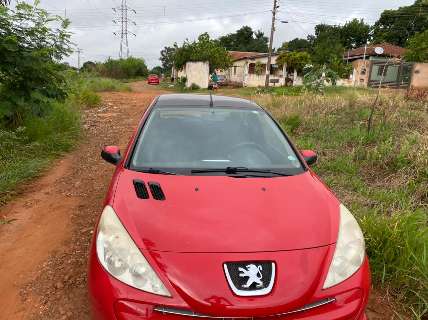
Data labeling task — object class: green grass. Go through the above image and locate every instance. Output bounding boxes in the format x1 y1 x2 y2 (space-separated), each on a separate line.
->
0 74 130 204
0 100 81 204
250 91 427 318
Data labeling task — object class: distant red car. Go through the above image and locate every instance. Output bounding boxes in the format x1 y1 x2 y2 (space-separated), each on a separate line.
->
147 74 160 85
89 94 370 320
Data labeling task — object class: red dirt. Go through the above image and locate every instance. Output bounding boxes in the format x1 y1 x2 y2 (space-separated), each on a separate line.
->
0 83 400 319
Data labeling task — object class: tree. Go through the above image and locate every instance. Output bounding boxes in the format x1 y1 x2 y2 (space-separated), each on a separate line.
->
405 30 428 62
279 38 312 52
81 61 97 73
306 24 354 78
150 66 163 76
340 19 370 49
218 26 269 52
372 0 428 47
277 51 311 74
0 0 10 6
174 33 232 72
159 45 177 75
0 2 72 127
99 57 148 79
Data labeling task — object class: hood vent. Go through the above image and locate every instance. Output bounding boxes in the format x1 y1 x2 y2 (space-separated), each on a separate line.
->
133 180 149 199
148 182 166 201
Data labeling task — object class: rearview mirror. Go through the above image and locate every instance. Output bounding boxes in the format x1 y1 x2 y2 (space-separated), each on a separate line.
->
101 146 121 165
301 150 317 166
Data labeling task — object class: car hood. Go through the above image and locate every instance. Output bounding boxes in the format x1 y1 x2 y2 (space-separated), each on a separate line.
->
112 169 339 253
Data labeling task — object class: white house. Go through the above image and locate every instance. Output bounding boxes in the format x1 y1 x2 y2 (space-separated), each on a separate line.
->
225 51 296 87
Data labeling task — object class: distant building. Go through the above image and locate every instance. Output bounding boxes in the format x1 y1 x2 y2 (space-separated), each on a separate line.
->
224 51 297 87
344 43 410 88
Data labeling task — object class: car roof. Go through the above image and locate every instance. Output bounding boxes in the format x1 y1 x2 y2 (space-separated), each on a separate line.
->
155 94 261 109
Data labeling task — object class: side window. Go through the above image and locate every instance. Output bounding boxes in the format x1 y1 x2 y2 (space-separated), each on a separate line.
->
248 63 255 74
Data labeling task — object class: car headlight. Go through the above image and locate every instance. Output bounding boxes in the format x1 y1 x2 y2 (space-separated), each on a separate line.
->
96 206 171 297
323 204 365 289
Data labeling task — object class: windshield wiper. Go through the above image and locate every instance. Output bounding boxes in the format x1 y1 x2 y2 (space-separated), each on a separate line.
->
191 167 291 176
138 168 177 175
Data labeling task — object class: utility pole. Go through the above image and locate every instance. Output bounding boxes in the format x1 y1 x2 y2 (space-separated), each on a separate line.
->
265 0 279 87
76 47 83 71
113 0 136 59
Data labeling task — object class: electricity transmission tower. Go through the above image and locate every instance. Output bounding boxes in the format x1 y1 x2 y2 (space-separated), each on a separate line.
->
113 0 136 59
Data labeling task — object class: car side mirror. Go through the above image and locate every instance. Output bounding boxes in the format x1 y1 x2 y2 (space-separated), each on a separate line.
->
301 150 317 166
101 146 121 165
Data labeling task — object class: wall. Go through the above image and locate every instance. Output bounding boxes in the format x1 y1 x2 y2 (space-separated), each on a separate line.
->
227 55 287 87
411 63 428 89
351 59 371 86
175 61 209 89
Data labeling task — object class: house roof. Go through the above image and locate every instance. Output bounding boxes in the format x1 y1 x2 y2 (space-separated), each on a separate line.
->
344 43 406 60
229 51 272 61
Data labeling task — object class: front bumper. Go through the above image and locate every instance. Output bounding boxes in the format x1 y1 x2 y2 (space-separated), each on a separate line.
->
88 246 370 320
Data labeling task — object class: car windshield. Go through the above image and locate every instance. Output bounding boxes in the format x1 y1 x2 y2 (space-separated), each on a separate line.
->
130 106 304 175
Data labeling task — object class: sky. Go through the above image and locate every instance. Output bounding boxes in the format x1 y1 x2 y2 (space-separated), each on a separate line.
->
28 0 415 68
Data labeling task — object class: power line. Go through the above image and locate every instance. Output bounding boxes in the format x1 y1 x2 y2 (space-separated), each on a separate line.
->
113 0 136 59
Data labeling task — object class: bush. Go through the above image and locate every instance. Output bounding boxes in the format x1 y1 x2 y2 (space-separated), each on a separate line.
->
0 2 71 127
253 91 428 317
98 57 148 79
189 83 200 90
360 211 428 317
0 99 80 203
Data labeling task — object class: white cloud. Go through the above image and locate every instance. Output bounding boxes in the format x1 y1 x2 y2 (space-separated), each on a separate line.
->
30 0 414 68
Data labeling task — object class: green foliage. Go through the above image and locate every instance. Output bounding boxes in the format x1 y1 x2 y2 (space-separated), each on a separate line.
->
405 29 428 62
254 61 265 76
360 211 427 317
150 66 163 76
81 61 97 73
97 57 148 79
279 38 312 52
303 64 339 93
251 91 428 317
189 83 200 90
0 1 72 127
218 26 269 52
340 19 371 49
174 33 232 72
160 45 177 76
372 1 428 47
277 51 311 74
0 99 80 203
279 114 302 134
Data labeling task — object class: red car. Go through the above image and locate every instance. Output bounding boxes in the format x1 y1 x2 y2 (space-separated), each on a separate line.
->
89 94 370 320
147 74 160 85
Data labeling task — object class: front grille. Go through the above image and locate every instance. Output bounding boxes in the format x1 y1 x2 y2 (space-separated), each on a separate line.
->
224 261 275 296
153 298 336 319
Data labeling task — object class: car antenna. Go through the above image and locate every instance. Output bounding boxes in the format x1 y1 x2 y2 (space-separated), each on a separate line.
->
209 93 214 108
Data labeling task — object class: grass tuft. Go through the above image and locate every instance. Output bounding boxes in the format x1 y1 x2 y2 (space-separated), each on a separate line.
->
252 89 428 318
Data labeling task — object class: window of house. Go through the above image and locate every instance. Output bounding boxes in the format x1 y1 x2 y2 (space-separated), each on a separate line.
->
378 65 388 76
248 63 255 74
233 66 237 75
270 64 278 75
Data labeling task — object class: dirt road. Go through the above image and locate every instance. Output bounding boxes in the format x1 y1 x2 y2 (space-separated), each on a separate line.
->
0 82 392 320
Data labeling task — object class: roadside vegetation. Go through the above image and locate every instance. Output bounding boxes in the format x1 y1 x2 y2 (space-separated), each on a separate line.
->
0 3 130 205
251 89 428 318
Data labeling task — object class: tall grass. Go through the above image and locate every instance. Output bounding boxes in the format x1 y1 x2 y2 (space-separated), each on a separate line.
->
253 90 428 318
0 73 130 204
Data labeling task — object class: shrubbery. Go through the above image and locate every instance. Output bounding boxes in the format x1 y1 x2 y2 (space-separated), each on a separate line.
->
95 57 149 79
254 91 428 318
